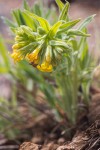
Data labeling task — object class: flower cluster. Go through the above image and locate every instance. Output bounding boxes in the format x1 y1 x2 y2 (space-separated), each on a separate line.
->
11 1 89 72
11 23 69 72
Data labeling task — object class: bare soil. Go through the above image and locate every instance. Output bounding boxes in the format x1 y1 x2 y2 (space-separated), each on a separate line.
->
0 86 99 150
19 92 100 150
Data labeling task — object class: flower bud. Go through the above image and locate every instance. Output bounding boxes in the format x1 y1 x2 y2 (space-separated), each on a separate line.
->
45 45 52 63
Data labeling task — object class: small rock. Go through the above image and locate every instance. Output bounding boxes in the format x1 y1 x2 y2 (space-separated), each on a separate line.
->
19 142 41 150
32 135 44 144
49 133 57 139
57 145 74 150
58 138 65 145
42 142 58 150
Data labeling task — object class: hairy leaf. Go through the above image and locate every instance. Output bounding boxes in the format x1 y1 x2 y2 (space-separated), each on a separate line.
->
67 29 90 37
55 0 64 11
24 10 50 32
78 14 96 30
47 21 62 38
59 2 69 21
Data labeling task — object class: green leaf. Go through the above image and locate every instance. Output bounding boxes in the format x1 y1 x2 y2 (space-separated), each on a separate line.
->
0 35 10 69
12 9 26 26
23 0 30 11
59 2 69 21
50 40 72 51
45 9 51 19
12 10 20 26
78 14 96 30
58 19 81 34
47 21 62 38
78 35 91 69
1 16 16 28
22 12 37 31
78 37 88 60
17 61 42 82
67 29 90 37
10 27 17 33
0 66 9 73
18 10 26 25
11 85 17 107
33 3 42 17
71 40 78 51
21 25 37 39
31 0 44 17
40 81 56 107
37 27 46 35
18 42 38 54
55 0 64 11
24 10 50 32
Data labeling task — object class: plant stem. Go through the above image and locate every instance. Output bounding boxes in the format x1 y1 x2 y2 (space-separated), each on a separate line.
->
71 68 78 124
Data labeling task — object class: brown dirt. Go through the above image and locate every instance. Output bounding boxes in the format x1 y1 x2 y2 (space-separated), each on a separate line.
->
19 92 100 150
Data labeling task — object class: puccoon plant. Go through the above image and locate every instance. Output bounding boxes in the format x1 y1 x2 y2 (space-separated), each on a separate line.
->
2 0 96 124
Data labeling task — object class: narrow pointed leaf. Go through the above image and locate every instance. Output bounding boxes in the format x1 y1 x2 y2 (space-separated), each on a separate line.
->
18 10 26 25
0 35 10 69
18 42 38 52
33 3 42 17
10 27 17 33
21 26 37 39
22 12 37 31
1 17 16 28
12 9 26 26
24 10 50 32
59 2 70 21
47 21 62 38
58 19 81 34
67 29 90 37
55 0 64 11
50 40 72 51
23 0 30 10
60 19 81 29
12 10 21 26
78 14 96 30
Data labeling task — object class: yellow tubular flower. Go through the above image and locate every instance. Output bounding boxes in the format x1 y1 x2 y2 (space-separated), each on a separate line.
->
11 51 23 62
12 44 20 50
11 43 24 62
27 48 40 64
37 61 53 72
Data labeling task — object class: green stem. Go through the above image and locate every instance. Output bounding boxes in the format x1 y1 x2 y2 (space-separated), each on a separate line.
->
71 69 78 124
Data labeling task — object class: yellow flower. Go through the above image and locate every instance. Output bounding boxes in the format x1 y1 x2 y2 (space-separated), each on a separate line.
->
11 51 23 62
26 48 40 64
11 43 24 62
12 43 21 50
37 61 53 72
27 46 53 72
